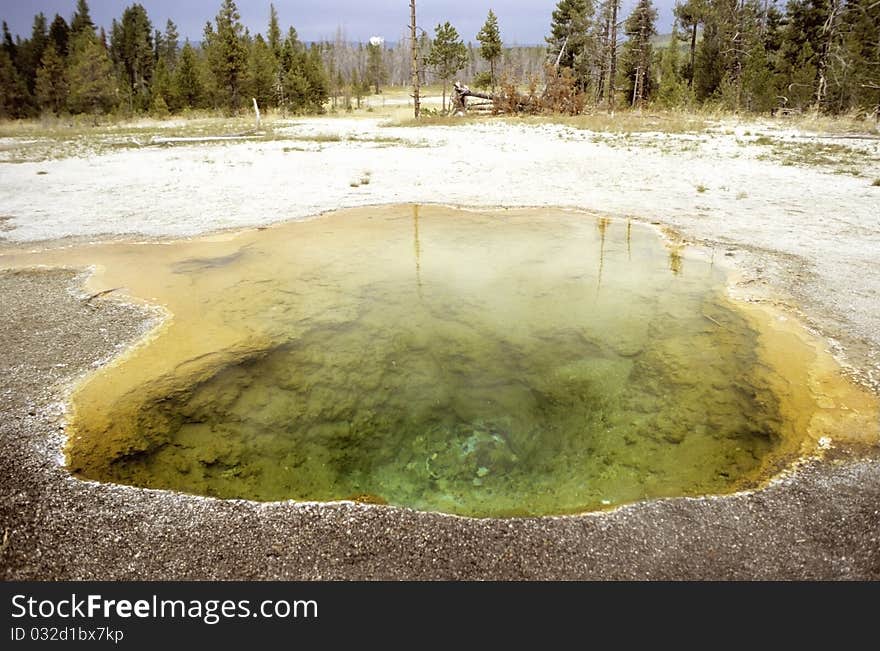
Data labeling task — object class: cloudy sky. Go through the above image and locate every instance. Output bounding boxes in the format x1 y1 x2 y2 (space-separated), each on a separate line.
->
2 0 678 45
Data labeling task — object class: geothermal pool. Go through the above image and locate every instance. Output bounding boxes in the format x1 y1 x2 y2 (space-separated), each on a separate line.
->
4 205 874 517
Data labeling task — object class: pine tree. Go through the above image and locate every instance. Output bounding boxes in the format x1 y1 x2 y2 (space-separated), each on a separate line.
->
35 43 68 114
110 4 154 113
349 67 363 109
718 0 773 112
173 41 204 109
279 27 302 110
656 25 687 107
248 34 277 109
777 0 829 109
48 15 70 58
621 0 657 107
305 45 329 110
426 22 468 111
0 49 28 118
277 29 327 113
841 0 880 118
546 0 596 89
205 0 248 110
151 56 175 112
336 68 346 109
161 20 179 69
366 38 386 94
70 0 95 38
476 10 502 91
66 32 117 115
268 4 282 60
2 21 16 65
19 13 49 95
741 35 777 112
693 1 731 102
673 0 706 87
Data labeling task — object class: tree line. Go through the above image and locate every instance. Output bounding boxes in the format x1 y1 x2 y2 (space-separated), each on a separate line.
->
0 0 540 119
1 0 877 119
0 0 329 118
544 0 879 116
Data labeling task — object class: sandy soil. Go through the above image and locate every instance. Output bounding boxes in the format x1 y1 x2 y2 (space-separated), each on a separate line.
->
1 114 879 579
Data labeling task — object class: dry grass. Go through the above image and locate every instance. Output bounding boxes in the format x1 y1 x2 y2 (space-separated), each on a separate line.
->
388 109 710 133
0 113 277 162
390 114 483 128
0 112 268 140
0 107 428 162
752 137 878 175
779 111 880 137
389 107 710 133
515 110 710 134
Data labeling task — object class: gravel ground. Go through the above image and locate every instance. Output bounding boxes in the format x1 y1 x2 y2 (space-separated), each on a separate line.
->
1 116 879 579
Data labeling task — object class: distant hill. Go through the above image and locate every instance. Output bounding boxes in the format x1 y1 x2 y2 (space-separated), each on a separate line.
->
651 32 694 54
651 32 674 48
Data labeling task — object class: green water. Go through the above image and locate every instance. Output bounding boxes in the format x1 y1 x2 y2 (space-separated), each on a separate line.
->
70 206 787 517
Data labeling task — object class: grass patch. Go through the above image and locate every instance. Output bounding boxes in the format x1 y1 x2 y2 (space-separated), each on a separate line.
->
696 184 708 193
284 133 425 148
782 112 880 137
0 113 287 162
510 110 709 134
350 135 411 145
872 178 880 187
389 114 482 128
754 138 878 176
390 109 708 139
295 133 342 143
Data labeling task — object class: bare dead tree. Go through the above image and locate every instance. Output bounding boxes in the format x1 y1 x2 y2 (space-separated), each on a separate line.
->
607 0 621 113
815 0 843 111
410 0 420 119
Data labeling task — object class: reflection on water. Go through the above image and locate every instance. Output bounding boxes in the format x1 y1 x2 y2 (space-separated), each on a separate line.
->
412 204 423 300
2 205 874 517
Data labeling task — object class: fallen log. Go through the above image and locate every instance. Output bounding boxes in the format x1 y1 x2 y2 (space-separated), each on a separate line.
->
451 81 539 116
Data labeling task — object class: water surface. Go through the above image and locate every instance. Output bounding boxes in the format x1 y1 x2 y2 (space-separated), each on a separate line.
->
6 205 874 517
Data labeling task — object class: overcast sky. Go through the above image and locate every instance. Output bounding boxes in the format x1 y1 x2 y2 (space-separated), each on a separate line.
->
2 1 678 45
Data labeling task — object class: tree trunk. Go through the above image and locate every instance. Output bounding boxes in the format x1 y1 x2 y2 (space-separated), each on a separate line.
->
442 79 447 113
596 15 610 105
608 0 619 113
410 0 420 119
814 0 842 112
689 24 697 88
452 81 534 115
